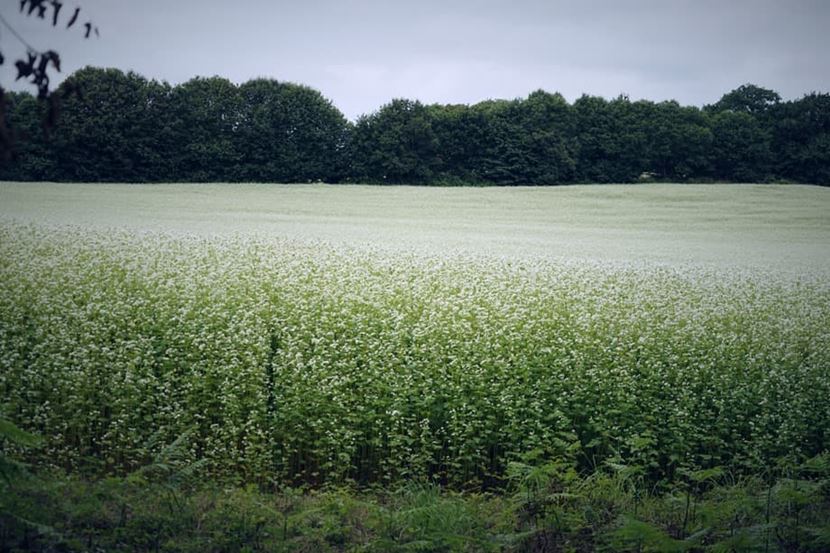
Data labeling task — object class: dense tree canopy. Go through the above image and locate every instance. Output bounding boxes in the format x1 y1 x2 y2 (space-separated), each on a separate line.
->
350 98 440 184
0 68 828 185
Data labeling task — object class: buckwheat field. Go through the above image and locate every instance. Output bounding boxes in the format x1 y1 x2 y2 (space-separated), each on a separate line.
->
1 182 829 489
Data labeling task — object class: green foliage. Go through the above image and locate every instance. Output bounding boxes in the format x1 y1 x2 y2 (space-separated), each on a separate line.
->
2 73 829 185
771 92 830 185
1 223 828 491
46 67 174 182
3 460 828 552
573 94 642 183
368 483 502 552
710 111 772 182
167 75 242 182
350 98 441 184
1 68 352 184
0 416 41 448
710 84 781 116
609 516 698 552
234 79 350 183
0 412 41 485
0 183 828 550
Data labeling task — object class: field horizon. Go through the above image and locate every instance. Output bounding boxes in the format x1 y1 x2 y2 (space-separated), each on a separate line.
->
2 181 828 273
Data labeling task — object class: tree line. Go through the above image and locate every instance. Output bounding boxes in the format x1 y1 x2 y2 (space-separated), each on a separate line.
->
1 67 828 185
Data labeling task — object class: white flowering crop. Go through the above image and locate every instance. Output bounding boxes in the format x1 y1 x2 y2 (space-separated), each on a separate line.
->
1 218 828 488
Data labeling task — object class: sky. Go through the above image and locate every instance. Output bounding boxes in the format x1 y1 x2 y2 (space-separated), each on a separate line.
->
1 0 829 120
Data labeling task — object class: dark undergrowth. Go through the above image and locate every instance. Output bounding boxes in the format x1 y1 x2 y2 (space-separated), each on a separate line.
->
3 435 829 553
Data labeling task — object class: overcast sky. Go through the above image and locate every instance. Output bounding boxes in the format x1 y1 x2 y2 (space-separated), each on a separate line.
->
1 0 829 120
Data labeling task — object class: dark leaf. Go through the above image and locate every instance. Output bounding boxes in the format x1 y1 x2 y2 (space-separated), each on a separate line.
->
84 21 91 38
27 0 42 16
19 0 28 13
51 1 62 26
66 6 79 28
47 50 61 72
14 55 36 80
37 54 49 75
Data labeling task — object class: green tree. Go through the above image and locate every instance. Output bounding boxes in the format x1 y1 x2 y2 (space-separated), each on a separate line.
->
350 99 440 184
647 101 712 180
167 76 241 182
475 92 576 186
0 91 54 180
518 90 577 184
710 110 773 182
47 67 173 182
574 94 650 183
472 98 523 184
771 93 830 185
605 96 652 181
711 83 781 115
428 103 492 184
235 79 350 183
2 66 827 186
